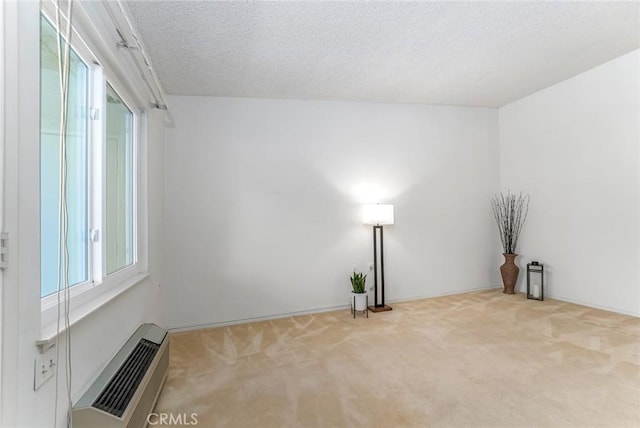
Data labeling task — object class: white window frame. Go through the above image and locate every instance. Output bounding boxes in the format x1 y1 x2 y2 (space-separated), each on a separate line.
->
101 81 139 281
39 3 149 336
40 11 96 309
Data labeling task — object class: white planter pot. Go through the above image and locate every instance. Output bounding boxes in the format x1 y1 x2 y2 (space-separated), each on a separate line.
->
351 292 367 311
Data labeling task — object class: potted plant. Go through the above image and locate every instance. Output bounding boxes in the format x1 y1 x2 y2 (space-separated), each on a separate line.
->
491 191 529 294
350 271 368 312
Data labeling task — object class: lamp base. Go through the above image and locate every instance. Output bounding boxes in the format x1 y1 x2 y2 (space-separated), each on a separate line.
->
368 305 392 313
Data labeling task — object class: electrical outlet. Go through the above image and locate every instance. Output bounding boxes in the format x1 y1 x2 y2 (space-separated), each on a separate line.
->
369 262 374 270
34 346 57 390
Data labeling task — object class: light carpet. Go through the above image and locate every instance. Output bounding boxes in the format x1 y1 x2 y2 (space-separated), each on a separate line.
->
155 290 640 427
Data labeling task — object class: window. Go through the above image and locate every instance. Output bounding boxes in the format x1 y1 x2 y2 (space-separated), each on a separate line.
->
40 16 90 297
40 13 140 304
105 85 135 274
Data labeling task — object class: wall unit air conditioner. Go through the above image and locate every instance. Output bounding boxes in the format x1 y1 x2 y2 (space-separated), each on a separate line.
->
72 323 169 428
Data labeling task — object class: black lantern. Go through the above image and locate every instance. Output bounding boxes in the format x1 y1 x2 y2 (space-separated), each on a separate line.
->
527 261 544 301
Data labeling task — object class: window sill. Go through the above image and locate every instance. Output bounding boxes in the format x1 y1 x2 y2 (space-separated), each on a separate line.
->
36 271 149 353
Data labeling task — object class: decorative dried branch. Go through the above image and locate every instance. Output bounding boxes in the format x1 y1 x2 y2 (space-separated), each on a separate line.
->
491 191 529 254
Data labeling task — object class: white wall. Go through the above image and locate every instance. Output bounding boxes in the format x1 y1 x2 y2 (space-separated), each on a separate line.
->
499 49 640 316
165 96 500 329
0 2 166 426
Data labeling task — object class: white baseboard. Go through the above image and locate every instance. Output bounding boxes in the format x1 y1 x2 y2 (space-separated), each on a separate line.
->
168 303 350 333
542 293 640 318
167 285 502 333
386 285 502 305
169 285 639 334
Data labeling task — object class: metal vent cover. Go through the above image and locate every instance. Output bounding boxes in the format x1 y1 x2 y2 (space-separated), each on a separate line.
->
92 339 160 417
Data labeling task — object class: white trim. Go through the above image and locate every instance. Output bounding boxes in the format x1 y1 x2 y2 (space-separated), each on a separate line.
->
103 81 140 277
168 285 640 335
40 266 145 338
137 112 149 274
169 303 351 334
38 272 149 352
169 286 503 333
542 292 640 318
2 1 40 425
0 0 5 418
90 64 105 285
40 280 94 311
384 286 504 304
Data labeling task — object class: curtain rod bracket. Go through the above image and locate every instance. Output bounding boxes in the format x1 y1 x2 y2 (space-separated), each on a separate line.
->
115 28 139 50
116 40 139 50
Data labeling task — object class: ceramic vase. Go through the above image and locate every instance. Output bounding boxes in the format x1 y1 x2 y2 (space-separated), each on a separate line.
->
351 292 367 311
500 253 519 294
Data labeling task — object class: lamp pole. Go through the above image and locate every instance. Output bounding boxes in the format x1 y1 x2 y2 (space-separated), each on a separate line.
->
363 204 393 313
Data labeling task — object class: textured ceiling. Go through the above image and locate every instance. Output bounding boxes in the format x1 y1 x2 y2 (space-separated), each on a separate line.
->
125 1 640 107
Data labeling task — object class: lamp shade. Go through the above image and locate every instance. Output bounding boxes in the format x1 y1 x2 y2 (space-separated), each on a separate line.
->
362 204 394 225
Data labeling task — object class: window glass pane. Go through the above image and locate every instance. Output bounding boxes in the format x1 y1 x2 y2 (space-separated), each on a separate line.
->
105 85 134 274
40 17 89 297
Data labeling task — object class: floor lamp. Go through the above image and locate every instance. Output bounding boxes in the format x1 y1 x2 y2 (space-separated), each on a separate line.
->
363 204 394 312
